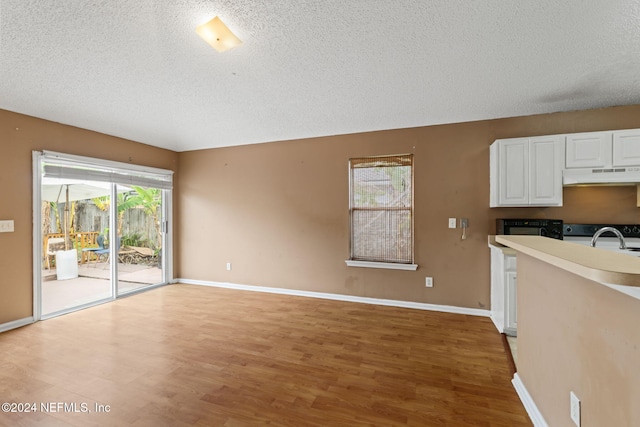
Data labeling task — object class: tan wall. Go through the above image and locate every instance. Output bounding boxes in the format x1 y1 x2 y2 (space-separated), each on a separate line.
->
177 104 640 308
0 109 178 324
4 104 640 326
517 254 640 426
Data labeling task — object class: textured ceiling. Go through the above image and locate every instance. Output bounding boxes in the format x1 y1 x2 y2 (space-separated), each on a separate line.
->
0 0 639 152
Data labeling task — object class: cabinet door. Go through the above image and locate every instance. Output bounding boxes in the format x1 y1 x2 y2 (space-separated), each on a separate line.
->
490 248 506 333
565 132 612 168
529 135 563 205
498 138 529 205
613 130 640 166
505 271 517 332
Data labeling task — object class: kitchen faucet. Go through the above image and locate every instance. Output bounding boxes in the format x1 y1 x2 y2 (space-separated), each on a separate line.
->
590 226 627 249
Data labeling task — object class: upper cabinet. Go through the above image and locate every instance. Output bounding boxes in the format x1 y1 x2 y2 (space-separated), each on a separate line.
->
566 129 640 168
565 132 612 168
490 136 564 207
530 136 565 205
613 129 640 166
491 138 529 206
490 128 640 208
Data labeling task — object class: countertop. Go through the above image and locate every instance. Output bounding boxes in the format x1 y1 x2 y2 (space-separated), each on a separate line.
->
495 235 640 288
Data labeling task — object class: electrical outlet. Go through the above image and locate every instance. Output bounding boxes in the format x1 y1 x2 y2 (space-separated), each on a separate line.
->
570 391 581 426
448 218 456 229
226 262 232 271
425 277 433 287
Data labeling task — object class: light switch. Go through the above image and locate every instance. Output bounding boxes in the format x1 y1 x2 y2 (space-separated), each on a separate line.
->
448 218 456 229
0 220 14 233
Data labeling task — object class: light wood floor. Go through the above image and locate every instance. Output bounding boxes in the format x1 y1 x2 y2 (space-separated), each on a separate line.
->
0 284 531 426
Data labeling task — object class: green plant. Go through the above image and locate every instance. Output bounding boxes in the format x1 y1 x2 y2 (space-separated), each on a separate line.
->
93 186 162 249
121 233 143 247
131 186 162 250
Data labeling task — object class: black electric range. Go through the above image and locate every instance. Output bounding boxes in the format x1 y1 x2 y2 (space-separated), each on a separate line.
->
563 224 640 238
562 223 640 249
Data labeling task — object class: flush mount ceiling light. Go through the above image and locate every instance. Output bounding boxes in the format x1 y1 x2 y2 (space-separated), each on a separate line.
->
196 16 242 53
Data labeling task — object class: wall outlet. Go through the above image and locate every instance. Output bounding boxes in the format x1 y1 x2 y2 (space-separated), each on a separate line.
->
226 262 232 271
570 391 581 426
425 277 433 287
448 218 456 228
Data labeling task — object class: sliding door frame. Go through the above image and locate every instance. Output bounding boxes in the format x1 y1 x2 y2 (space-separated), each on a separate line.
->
32 151 174 321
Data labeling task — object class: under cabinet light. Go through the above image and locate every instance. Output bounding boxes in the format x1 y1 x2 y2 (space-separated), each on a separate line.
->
196 16 242 52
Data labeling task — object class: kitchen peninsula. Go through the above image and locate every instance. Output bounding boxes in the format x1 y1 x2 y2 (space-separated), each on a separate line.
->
496 235 640 288
495 235 640 426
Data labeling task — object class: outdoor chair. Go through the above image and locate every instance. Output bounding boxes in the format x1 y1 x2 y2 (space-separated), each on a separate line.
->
83 235 109 266
86 235 122 267
45 237 66 269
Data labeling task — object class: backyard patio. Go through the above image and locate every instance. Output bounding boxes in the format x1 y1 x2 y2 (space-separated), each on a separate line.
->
42 261 162 315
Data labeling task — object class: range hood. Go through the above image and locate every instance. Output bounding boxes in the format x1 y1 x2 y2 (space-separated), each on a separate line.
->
563 166 640 186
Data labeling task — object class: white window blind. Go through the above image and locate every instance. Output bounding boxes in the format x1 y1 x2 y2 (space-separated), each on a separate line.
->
349 154 414 264
41 151 173 190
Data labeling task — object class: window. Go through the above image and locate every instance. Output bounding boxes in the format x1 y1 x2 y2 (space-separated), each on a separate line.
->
347 154 416 270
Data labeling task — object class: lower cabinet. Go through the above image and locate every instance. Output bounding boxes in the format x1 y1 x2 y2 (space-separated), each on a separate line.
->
505 271 517 333
490 246 517 336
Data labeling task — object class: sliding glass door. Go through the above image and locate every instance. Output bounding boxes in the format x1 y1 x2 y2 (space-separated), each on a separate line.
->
34 151 172 320
116 184 166 295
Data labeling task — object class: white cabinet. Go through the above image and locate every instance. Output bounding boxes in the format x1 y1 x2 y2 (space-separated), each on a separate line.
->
490 246 517 336
530 136 565 205
491 128 640 207
566 132 612 168
505 271 517 332
492 138 529 206
566 129 640 168
613 129 640 166
490 136 564 207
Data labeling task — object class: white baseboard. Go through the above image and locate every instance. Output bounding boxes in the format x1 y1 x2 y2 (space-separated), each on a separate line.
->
0 316 34 333
512 373 548 427
490 312 505 333
176 279 491 317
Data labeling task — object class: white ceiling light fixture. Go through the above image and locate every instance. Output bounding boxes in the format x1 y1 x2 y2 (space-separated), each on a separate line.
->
196 16 243 52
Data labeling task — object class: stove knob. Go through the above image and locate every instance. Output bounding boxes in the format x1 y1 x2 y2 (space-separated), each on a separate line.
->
565 226 572 233
633 227 640 234
551 228 562 239
624 226 631 234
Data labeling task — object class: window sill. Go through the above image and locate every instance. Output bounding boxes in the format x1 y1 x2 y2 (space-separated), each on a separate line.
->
345 260 418 271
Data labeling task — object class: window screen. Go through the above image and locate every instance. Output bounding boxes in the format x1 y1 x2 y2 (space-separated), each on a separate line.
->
349 154 413 264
